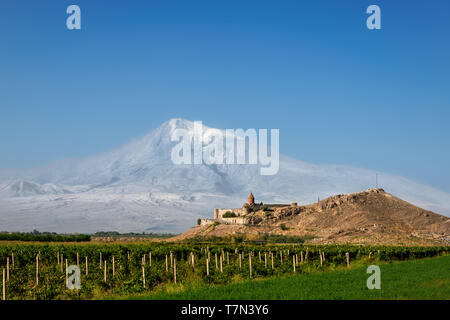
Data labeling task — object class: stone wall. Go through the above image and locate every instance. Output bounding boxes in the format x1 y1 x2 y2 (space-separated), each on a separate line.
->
214 208 246 219
263 204 293 208
198 218 215 226
220 217 247 225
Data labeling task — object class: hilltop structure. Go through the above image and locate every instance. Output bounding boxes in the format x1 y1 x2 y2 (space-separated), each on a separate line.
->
198 193 297 226
177 188 450 245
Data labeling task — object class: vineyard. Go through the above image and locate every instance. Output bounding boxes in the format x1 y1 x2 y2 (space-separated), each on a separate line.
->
0 242 448 300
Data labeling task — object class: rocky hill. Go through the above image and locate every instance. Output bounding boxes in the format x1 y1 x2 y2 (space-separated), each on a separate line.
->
173 189 450 245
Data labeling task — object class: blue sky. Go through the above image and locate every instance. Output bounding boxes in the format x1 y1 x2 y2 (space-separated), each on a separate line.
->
0 0 449 192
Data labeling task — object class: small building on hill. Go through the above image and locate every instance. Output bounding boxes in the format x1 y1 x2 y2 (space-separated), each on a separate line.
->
197 193 297 226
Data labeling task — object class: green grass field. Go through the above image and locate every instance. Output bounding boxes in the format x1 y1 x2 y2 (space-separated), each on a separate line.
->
124 255 450 300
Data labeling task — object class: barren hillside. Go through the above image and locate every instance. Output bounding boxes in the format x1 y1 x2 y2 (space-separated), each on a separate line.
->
172 189 450 245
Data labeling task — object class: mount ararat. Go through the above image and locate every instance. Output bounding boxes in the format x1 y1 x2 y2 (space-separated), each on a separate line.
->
1 118 449 233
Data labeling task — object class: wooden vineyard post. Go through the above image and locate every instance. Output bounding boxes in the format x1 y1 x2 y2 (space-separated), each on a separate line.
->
239 253 242 269
112 256 115 277
57 251 60 266
36 254 39 286
249 255 252 278
76 252 79 266
220 255 223 273
170 252 173 268
271 252 274 270
320 252 323 266
227 252 229 265
127 251 130 260
104 261 107 282
259 251 261 262
65 259 68 287
143 254 146 266
301 251 304 264
369 252 372 261
346 252 350 268
192 253 195 269
142 266 146 288
280 251 283 264
61 254 64 273
6 257 9 282
99 252 102 269
265 253 267 268
11 253 14 268
149 252 152 267
85 256 88 276
215 253 218 269
165 255 168 273
293 256 296 273
2 268 5 300
173 258 177 284
305 249 309 262
206 258 210 276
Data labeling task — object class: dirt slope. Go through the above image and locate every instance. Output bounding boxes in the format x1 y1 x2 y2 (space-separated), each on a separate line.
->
171 189 450 245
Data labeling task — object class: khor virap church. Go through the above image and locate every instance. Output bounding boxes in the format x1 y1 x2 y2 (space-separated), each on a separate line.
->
198 193 297 226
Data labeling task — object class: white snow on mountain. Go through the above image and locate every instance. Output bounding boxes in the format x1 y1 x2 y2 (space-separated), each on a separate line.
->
0 118 449 233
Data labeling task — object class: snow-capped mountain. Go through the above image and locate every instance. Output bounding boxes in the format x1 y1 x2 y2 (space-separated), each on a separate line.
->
1 118 449 233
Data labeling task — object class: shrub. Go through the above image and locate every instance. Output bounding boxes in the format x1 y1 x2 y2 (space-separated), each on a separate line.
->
244 204 255 213
280 224 288 231
232 234 244 243
261 205 274 212
223 211 237 218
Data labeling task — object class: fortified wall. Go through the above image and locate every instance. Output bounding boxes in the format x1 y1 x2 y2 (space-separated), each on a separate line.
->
214 208 247 220
209 193 297 226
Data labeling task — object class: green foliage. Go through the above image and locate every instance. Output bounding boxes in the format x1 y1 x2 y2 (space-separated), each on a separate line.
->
0 242 447 300
243 204 255 213
260 205 274 212
259 234 305 243
223 211 237 218
0 231 90 242
93 231 176 239
280 224 289 231
132 255 450 300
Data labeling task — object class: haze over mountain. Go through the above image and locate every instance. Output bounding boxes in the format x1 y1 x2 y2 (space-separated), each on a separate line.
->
1 118 449 233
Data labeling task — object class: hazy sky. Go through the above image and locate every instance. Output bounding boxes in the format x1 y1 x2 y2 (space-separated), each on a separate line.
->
1 0 449 192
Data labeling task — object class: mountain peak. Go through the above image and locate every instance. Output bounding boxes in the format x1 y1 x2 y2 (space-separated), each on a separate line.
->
163 118 196 133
